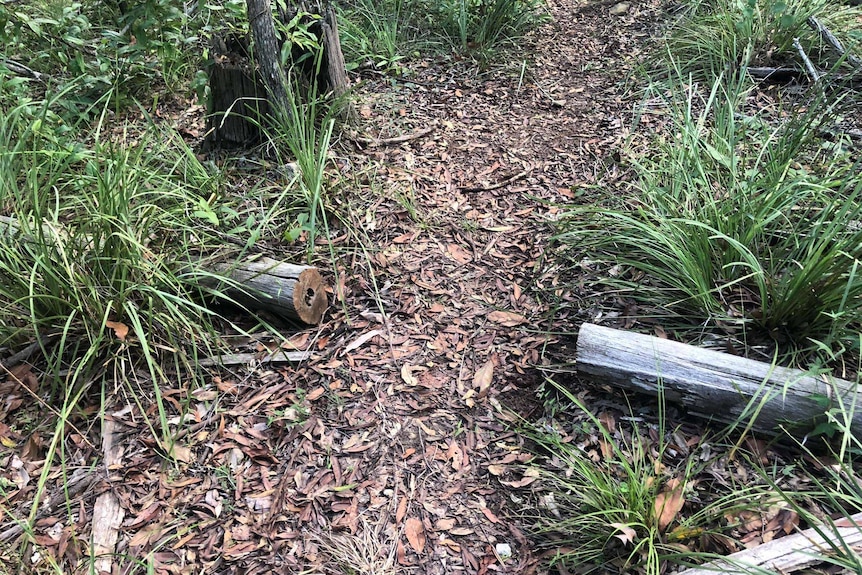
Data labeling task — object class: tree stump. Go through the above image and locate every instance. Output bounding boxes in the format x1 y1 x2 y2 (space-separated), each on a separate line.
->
204 0 349 149
205 33 270 149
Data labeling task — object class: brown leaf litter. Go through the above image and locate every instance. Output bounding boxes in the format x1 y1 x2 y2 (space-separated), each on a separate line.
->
0 0 666 573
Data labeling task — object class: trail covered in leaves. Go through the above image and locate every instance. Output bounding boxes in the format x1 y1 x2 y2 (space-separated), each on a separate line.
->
0 1 664 573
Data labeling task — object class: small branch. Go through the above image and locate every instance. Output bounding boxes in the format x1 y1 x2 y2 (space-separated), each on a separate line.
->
807 16 862 69
0 469 98 543
461 168 531 192
0 336 55 369
199 349 311 367
350 126 435 147
1 59 45 83
793 38 821 83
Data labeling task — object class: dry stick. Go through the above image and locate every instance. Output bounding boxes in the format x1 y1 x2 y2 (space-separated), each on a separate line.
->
807 16 862 69
1 59 45 83
574 0 624 12
0 468 98 543
90 419 125 574
461 168 531 192
198 349 311 367
0 362 95 449
794 38 822 83
0 335 57 370
351 126 435 147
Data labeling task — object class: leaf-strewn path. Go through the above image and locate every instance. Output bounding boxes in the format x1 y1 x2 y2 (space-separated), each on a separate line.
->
0 1 662 573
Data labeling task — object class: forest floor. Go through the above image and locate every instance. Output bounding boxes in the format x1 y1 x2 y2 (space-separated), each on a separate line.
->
1 1 671 573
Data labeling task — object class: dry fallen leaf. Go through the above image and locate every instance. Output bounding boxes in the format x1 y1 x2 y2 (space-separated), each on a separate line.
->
405 517 426 553
610 522 637 545
169 444 192 463
401 364 420 386
487 310 527 327
435 518 456 531
654 478 685 531
500 467 540 488
472 359 494 398
105 320 129 341
446 243 472 264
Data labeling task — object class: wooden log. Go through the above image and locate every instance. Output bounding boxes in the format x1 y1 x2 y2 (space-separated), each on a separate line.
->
575 324 862 437
744 66 805 83
1 216 329 324
205 257 328 324
675 512 862 575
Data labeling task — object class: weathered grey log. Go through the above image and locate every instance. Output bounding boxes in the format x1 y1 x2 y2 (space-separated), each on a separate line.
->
576 324 861 437
675 512 862 575
206 257 328 324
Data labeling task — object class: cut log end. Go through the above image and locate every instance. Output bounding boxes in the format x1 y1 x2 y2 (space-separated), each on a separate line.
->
294 267 328 324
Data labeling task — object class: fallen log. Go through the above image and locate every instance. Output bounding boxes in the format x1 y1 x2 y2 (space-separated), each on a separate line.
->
675 512 862 575
575 323 861 437
203 257 329 324
1 216 329 324
744 66 805 83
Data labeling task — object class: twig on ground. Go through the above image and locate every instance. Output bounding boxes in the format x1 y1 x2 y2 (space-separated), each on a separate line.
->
0 468 98 543
0 360 96 449
461 168 532 192
350 126 435 147
0 336 55 369
794 38 821 83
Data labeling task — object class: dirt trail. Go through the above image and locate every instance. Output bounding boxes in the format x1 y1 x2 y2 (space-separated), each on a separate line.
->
0 2 662 573
260 1 662 572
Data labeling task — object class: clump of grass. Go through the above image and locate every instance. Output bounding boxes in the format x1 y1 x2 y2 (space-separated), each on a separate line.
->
0 92 277 442
520 380 751 574
555 69 862 363
338 0 408 72
437 0 549 55
665 0 862 81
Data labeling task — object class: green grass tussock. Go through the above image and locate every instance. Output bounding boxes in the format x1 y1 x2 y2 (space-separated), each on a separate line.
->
556 69 862 362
